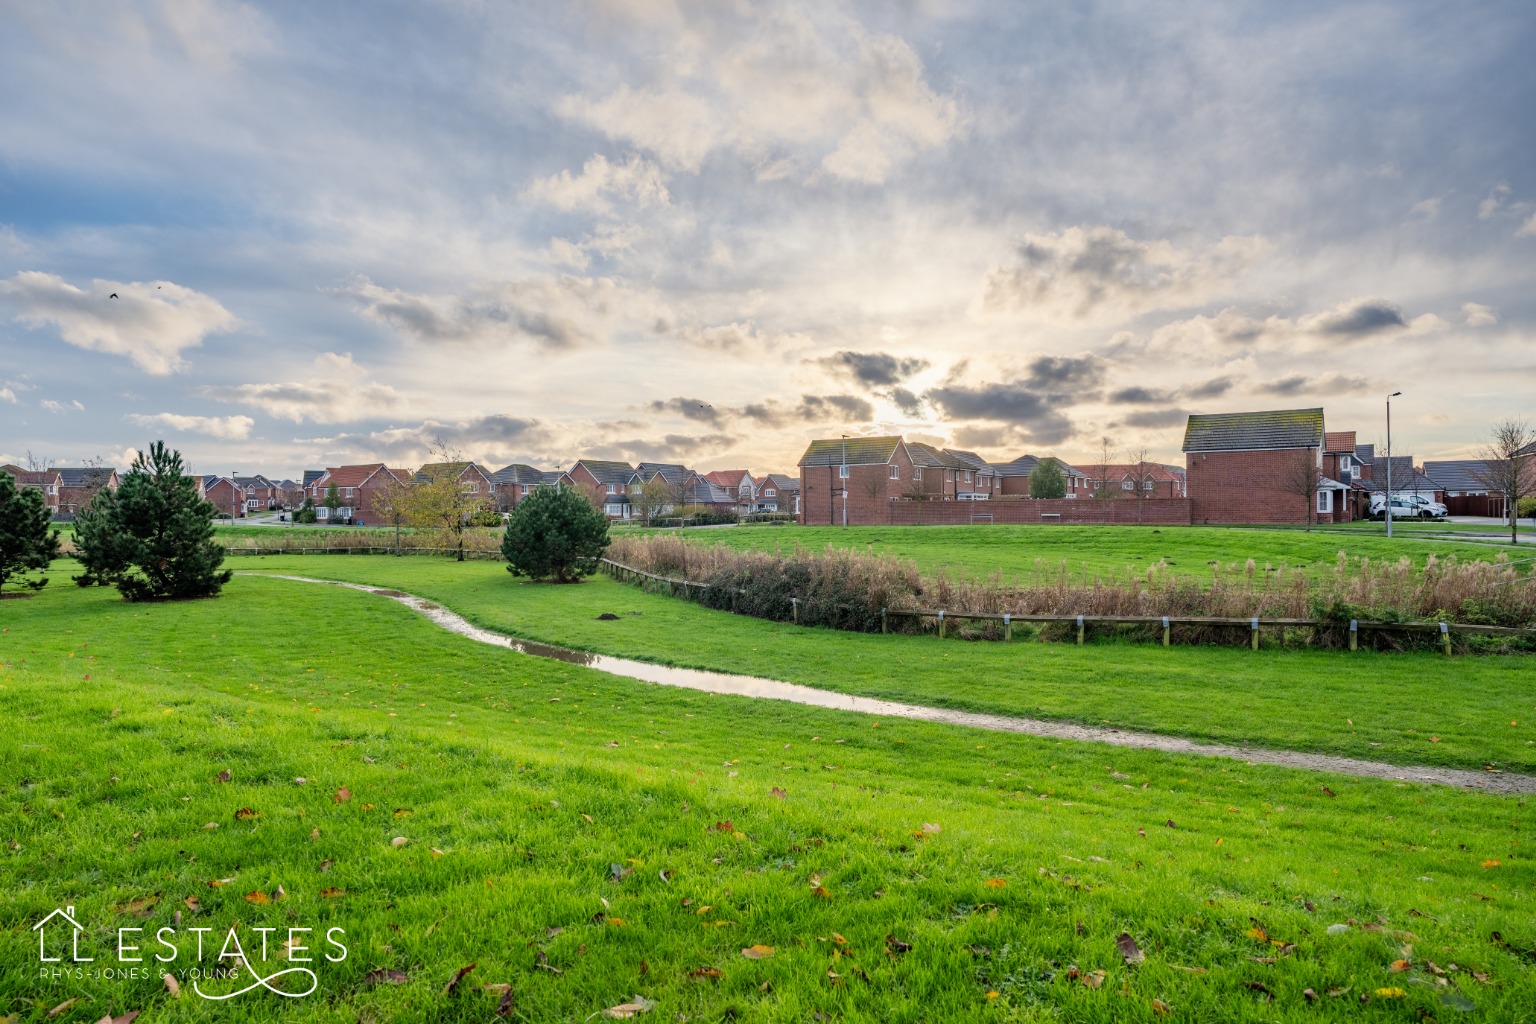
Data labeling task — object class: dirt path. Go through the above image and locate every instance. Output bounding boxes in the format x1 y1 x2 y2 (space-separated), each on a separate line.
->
242 573 1536 795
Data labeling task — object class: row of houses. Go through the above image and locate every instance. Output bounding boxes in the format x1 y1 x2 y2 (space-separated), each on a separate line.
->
795 407 1531 527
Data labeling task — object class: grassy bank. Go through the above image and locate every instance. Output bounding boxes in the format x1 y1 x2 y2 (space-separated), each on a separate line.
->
218 555 1536 774
2 572 1532 1022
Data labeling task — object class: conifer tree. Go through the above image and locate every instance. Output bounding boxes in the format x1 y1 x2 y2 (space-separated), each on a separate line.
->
0 472 59 596
72 441 232 601
502 485 610 582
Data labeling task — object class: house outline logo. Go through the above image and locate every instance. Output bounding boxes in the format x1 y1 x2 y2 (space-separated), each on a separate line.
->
33 905 92 963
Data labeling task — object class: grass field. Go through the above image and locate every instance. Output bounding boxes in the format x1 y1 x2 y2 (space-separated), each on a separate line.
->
3 570 1532 1022
651 525 1519 587
215 555 1536 776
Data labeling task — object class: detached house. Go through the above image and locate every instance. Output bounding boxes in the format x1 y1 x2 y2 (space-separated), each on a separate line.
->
50 466 119 516
797 435 915 525
415 461 495 500
307 464 404 524
200 475 245 518
1 465 63 513
1183 407 1333 524
992 455 1088 497
568 459 637 519
490 464 549 511
702 470 758 513
757 473 800 515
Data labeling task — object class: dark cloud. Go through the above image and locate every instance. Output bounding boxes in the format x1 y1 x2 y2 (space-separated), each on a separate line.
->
798 394 874 421
1305 299 1407 336
1183 376 1235 399
1118 408 1190 429
648 397 723 424
813 350 930 387
887 387 924 417
1107 385 1175 404
1257 373 1371 396
924 381 1074 445
1023 354 1104 390
296 414 548 464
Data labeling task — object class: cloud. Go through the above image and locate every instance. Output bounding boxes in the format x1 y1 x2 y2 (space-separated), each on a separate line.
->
202 352 405 423
813 350 929 387
924 381 1074 445
979 227 1265 325
553 7 961 184
0 272 235 374
301 414 552 466
1479 183 1511 220
589 433 738 464
672 320 810 355
1107 386 1176 404
797 393 874 421
1184 376 1235 399
1407 197 1441 221
1298 298 1406 336
524 154 671 214
1118 408 1190 429
1462 302 1499 327
647 397 723 424
1020 354 1104 390
1519 212 1536 238
127 412 254 439
887 386 924 417
1254 373 1371 397
0 388 15 404
335 274 657 350
41 399 85 413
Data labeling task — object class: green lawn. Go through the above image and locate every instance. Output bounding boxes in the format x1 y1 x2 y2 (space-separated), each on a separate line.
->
221 555 1536 775
650 525 1518 587
2 572 1531 1022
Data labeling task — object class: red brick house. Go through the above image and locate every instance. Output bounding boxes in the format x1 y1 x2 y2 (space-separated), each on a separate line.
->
415 462 495 497
942 449 999 498
489 464 549 511
307 463 405 524
992 455 1088 497
200 475 245 518
49 466 119 515
1183 408 1330 524
797 435 915 525
756 473 800 515
234 475 280 512
567 459 637 519
1 466 62 513
1086 463 1187 499
703 470 757 512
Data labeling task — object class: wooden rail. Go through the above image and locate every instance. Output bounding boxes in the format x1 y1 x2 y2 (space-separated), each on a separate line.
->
598 559 1535 652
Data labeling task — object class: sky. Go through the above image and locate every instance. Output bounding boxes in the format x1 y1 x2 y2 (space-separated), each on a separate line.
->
2 0 1533 480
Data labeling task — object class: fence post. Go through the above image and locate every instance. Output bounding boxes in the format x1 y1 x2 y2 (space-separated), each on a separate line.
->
791 597 799 625
1440 621 1452 656
938 610 946 639
1349 619 1358 651
1003 612 1012 642
1076 614 1084 646
881 607 887 634
1161 615 1170 648
1250 616 1259 651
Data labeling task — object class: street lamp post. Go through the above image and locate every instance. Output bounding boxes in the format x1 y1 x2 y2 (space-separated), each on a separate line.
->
840 435 849 528
231 471 239 522
1385 392 1401 538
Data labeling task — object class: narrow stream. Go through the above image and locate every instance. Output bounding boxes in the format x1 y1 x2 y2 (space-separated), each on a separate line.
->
240 573 1536 794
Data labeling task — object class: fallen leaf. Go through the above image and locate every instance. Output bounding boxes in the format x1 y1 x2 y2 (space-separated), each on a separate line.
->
713 821 734 832
1321 786 1336 798
1165 820 1177 829
496 987 515 1017
204 822 219 830
393 808 412 819
1116 933 1144 965
984 878 1008 889
391 836 409 848
582 814 594 823
1152 998 1172 1016
207 877 235 888
688 967 722 980
235 807 258 821
1482 859 1501 869
294 777 307 785
811 886 831 899
441 963 476 996
1389 959 1410 972
245 890 269 905
1375 987 1405 998
309 828 320 841
1244 981 1274 1002
921 822 941 833
1245 927 1270 943
1326 987 1351 997
183 896 199 910
165 972 181 998
1302 988 1317 1002
320 887 346 898
115 895 158 917
431 848 445 859
603 995 655 1018
771 787 787 799
46 999 79 1019
1171 965 1207 974
885 934 913 957
334 787 351 803
363 968 408 986
1081 970 1106 989
216 769 231 783
742 944 775 959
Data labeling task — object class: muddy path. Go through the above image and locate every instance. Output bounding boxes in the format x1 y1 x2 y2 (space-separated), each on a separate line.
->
241 573 1536 794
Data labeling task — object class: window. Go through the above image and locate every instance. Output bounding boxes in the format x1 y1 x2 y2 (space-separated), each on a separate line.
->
604 503 622 515
839 465 850 479
1122 479 1134 490
964 471 972 483
1143 480 1154 491
607 484 617 494
889 465 900 480
765 488 776 497
914 467 923 481
1317 489 1333 514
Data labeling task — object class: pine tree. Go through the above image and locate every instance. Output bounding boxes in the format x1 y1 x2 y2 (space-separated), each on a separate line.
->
1029 459 1067 499
502 485 610 582
72 441 233 601
0 472 60 596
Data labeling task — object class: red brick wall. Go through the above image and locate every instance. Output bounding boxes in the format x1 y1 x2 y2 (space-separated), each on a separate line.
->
1185 448 1317 524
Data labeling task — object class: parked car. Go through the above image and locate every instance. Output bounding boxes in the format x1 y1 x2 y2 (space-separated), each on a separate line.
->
1370 496 1424 519
1403 494 1448 518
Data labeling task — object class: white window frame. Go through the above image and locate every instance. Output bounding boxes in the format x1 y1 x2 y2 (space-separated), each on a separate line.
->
765 487 776 496
839 465 850 479
1317 489 1333 514
888 465 900 480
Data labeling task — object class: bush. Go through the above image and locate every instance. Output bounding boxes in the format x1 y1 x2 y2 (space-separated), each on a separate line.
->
292 498 317 524
0 472 60 596
467 509 503 528
72 441 232 601
1518 497 1536 519
503 486 610 582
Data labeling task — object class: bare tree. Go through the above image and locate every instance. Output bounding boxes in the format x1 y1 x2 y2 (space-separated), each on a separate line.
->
1281 448 1324 531
1092 436 1117 523
23 450 54 473
1126 445 1155 524
1473 418 1536 545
